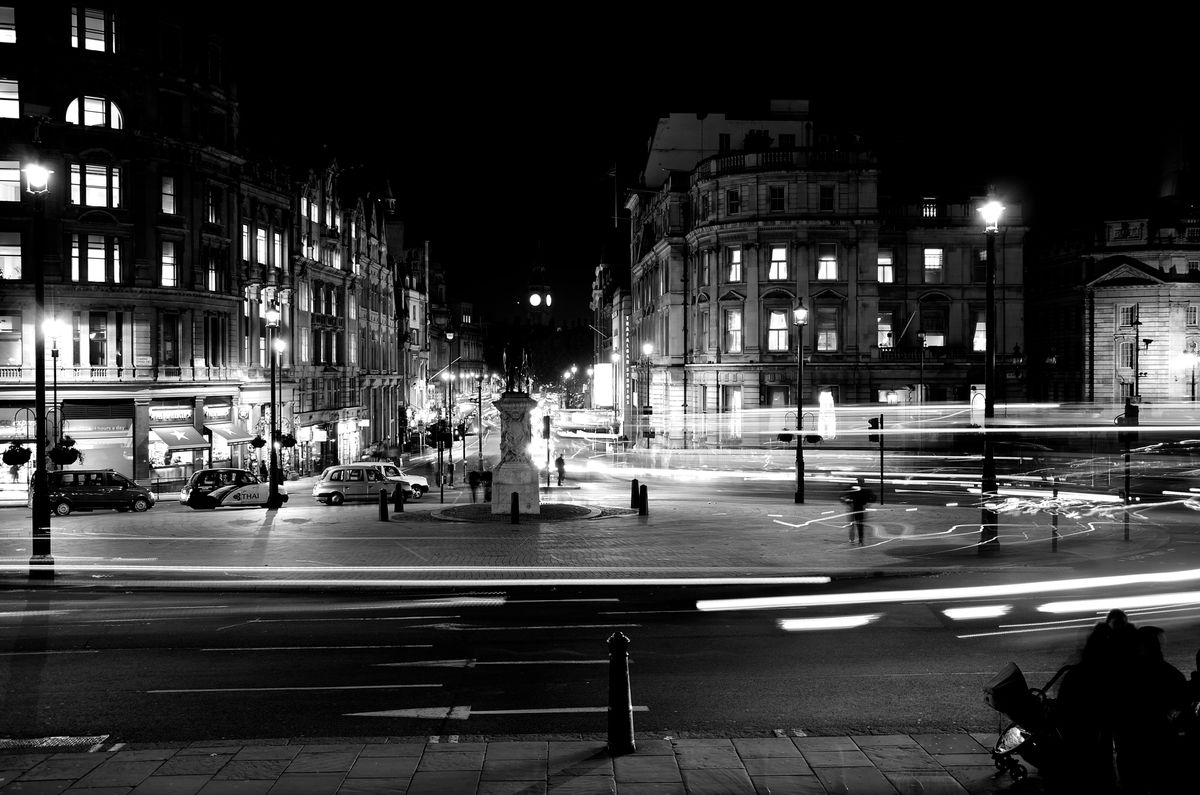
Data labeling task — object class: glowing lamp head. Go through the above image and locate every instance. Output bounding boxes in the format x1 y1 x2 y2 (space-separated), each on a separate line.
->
793 303 809 326
23 164 52 194
642 342 653 357
273 338 286 354
264 307 281 327
979 199 1004 231
528 293 542 307
42 317 69 341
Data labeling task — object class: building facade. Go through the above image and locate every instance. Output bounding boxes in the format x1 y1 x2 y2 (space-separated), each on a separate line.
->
620 103 1027 447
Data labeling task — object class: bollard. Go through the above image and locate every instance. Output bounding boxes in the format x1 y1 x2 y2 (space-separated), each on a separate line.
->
378 488 389 521
638 484 648 516
630 478 640 509
510 491 520 525
607 631 636 755
393 485 405 513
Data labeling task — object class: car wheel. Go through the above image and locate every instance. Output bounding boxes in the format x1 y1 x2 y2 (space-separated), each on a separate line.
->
131 497 150 512
53 501 72 516
328 492 344 506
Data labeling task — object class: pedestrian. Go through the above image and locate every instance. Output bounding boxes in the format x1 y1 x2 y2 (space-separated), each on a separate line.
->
1112 626 1189 794
258 460 268 481
9 463 19 483
840 477 876 544
467 469 480 503
555 453 565 486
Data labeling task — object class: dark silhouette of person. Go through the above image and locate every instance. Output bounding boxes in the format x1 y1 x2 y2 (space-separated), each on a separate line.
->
467 469 480 503
1057 622 1120 793
840 477 875 544
1111 625 1189 794
554 453 565 486
258 460 268 481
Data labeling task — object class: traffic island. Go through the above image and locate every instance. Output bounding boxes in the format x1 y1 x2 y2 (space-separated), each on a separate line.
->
435 503 602 522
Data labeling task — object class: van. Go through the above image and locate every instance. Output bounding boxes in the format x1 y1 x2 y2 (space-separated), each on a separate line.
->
42 469 157 516
312 464 413 505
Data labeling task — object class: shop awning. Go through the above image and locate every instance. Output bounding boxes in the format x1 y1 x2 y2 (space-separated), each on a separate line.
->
205 423 256 444
149 425 209 451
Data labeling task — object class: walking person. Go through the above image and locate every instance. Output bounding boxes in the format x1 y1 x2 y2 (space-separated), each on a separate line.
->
840 477 876 544
554 453 565 486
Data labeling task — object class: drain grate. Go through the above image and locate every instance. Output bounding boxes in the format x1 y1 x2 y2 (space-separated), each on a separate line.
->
0 735 109 751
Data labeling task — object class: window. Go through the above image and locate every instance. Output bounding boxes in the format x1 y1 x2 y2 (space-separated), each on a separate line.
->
0 6 14 43
162 313 178 366
160 176 175 214
700 193 710 219
819 185 834 212
726 189 740 215
699 311 709 350
70 162 121 207
1118 305 1135 327
972 309 986 352
1188 305 1198 326
0 159 19 201
206 188 220 225
298 282 311 311
724 308 743 353
920 307 947 347
767 309 789 352
71 6 117 53
778 133 795 149
255 228 267 264
726 248 742 282
877 249 894 283
205 249 221 292
700 250 711 285
769 245 788 280
88 311 107 365
769 186 785 212
817 244 838 280
299 326 310 363
0 231 19 279
70 234 121 283
160 240 177 287
65 96 123 128
876 311 894 348
241 223 249 262
815 307 839 351
923 248 943 284
0 78 18 118
0 310 22 366
973 249 988 283
1188 260 1199 274
1119 341 1134 369
922 198 938 218
273 232 283 269
718 133 731 152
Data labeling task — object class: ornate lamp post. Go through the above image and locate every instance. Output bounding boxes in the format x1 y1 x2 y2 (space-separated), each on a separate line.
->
25 162 53 578
441 369 455 485
43 317 68 449
264 307 284 509
979 198 1004 549
793 301 809 504
639 342 653 447
916 329 926 406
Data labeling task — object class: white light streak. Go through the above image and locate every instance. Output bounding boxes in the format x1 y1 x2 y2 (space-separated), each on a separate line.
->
778 614 882 631
943 605 1011 620
1037 591 1200 614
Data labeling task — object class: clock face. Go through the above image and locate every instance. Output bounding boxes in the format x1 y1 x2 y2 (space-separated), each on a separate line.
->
545 294 553 306
529 293 542 307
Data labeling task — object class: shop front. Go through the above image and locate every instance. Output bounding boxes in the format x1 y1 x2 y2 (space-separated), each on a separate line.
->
148 403 208 487
202 401 254 469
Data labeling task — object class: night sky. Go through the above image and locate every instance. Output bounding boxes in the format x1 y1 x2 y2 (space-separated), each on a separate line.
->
222 9 1194 323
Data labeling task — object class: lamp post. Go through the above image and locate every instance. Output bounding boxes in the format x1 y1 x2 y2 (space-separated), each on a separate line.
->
793 302 808 504
476 372 486 472
639 342 653 447
979 198 1003 549
441 370 455 485
43 317 68 451
25 162 53 578
610 352 620 438
916 329 926 406
264 307 284 509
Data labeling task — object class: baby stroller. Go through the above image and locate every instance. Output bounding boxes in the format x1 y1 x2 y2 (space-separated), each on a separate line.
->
983 661 1073 781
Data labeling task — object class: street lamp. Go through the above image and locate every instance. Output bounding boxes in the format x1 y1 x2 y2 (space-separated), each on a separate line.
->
441 370 455 485
916 329 926 406
978 197 1004 549
43 317 68 448
1179 345 1198 402
25 162 53 578
264 307 284 509
640 342 653 447
793 301 809 504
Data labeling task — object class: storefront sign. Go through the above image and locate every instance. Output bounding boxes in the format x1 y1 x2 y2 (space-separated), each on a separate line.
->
311 428 328 442
150 405 194 423
203 403 232 421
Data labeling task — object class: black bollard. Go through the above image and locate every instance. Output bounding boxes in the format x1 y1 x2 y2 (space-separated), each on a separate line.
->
510 491 520 525
630 478 639 510
378 488 388 521
638 484 648 516
393 484 405 513
607 631 636 755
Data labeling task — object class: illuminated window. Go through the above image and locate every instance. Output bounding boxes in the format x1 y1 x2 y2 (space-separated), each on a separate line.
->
70 162 121 207
0 159 19 201
161 176 175 214
241 223 249 263
767 309 789 351
160 240 177 287
70 234 122 283
877 311 894 348
0 309 21 366
817 244 838 280
0 78 19 118
0 7 14 43
972 309 986 352
724 308 743 353
726 248 742 282
816 307 839 351
65 95 123 128
769 246 788 280
920 307 947 347
922 197 938 218
1188 305 1198 326
206 188 220 224
255 228 266 264
0 231 20 279
923 248 943 284
205 249 222 292
877 249 894 283
71 6 117 53
273 232 283 268
299 326 309 363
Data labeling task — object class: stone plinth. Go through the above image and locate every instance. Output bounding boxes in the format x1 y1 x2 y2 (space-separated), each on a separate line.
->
491 391 541 515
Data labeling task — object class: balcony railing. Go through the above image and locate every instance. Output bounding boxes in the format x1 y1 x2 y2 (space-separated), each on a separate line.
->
0 365 250 383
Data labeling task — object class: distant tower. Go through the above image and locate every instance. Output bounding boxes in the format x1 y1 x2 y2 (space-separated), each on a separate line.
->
525 241 553 325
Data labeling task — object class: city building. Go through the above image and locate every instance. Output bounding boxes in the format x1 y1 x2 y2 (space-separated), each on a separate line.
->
619 101 1027 447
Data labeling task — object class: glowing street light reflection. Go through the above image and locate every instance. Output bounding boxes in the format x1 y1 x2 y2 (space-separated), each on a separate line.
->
943 605 1011 620
777 614 882 631
1037 591 1200 614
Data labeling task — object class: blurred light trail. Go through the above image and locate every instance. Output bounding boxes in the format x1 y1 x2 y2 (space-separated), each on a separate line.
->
697 568 1200 612
943 605 1011 620
777 614 881 631
1037 591 1200 614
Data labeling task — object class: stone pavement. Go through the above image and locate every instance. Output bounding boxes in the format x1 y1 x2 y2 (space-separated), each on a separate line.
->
0 732 1038 794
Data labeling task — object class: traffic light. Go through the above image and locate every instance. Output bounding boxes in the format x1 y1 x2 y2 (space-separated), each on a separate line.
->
542 415 551 439
453 423 465 441
867 416 882 443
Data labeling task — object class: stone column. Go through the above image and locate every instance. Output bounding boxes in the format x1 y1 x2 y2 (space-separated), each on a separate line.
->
490 391 541 515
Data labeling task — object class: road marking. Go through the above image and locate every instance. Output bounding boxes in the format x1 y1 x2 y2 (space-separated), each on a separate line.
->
376 659 608 668
347 705 650 719
203 644 433 652
149 683 441 694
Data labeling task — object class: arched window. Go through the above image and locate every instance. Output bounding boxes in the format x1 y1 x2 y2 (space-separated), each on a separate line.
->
66 96 124 129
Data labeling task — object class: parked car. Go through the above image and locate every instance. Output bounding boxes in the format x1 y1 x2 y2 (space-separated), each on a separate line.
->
312 464 416 505
358 461 429 497
39 469 156 516
181 467 287 509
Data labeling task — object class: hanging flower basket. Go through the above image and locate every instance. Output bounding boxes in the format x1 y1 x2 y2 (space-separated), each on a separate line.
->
49 446 82 465
250 435 267 449
280 433 297 448
3 443 32 467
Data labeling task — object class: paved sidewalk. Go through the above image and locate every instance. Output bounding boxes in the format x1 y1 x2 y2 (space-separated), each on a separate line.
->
0 732 1035 794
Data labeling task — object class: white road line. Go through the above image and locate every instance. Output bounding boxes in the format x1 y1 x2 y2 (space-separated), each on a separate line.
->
375 659 608 668
148 683 441 694
347 705 650 719
202 644 433 652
